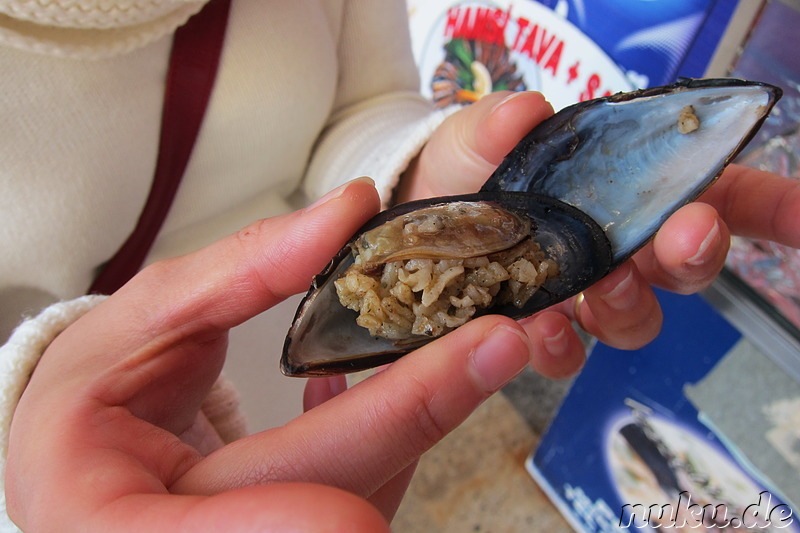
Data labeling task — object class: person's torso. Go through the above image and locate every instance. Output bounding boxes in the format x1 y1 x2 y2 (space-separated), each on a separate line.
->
0 0 345 338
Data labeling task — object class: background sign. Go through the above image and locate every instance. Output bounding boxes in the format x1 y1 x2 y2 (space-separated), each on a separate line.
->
407 0 742 110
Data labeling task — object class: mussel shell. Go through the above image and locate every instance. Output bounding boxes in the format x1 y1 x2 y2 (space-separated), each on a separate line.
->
282 78 782 377
281 191 611 376
482 78 782 263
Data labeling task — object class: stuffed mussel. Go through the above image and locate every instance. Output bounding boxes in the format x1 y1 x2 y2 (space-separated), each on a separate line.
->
282 78 781 377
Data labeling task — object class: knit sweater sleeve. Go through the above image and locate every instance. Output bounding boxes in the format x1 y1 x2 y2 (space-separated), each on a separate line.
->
0 295 106 532
302 0 460 205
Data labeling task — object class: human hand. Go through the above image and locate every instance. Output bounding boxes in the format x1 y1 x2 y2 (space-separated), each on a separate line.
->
398 91 800 373
6 178 548 532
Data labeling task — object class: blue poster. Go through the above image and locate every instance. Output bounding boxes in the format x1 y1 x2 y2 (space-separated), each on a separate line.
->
528 290 798 532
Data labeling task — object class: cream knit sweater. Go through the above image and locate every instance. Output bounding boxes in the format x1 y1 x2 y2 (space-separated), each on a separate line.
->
0 1 452 530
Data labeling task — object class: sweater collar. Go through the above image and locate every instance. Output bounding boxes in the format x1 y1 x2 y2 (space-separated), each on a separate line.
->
0 0 210 58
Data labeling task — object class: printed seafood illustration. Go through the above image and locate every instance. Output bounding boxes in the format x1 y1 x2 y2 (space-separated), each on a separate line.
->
431 37 526 107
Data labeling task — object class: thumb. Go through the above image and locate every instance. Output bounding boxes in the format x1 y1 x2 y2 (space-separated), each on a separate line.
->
402 91 554 201
171 315 533 502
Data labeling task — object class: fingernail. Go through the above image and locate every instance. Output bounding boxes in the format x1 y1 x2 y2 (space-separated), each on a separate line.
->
543 327 569 357
600 266 639 311
469 325 531 392
489 91 527 114
327 375 348 397
305 176 375 212
686 220 721 266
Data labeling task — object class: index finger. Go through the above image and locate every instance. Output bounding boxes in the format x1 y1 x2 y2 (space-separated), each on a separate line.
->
52 176 381 375
700 164 800 247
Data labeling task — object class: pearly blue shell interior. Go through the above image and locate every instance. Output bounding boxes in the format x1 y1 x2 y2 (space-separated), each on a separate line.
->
487 85 773 261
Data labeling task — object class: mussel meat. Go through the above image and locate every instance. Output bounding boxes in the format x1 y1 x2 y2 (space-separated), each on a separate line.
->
281 78 781 377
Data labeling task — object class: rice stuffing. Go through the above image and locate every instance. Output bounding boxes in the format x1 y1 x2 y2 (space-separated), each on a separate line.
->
334 238 559 340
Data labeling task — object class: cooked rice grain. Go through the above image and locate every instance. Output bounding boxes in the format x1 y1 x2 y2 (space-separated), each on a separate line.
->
334 239 558 340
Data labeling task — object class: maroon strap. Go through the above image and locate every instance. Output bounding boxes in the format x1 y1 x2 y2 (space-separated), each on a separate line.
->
89 0 232 295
